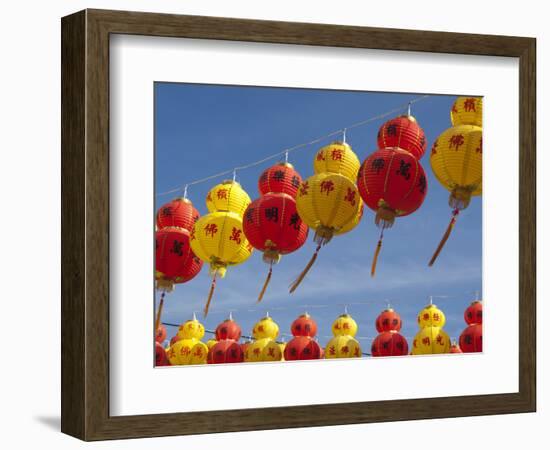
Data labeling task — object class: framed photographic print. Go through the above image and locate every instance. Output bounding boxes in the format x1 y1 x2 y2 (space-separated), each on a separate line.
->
61 9 536 441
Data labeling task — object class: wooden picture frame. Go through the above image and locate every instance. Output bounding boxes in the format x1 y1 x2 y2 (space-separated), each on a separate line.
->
61 9 536 441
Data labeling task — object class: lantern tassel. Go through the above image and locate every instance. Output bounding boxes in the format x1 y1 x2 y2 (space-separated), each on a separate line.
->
257 262 273 303
289 244 321 294
371 230 384 277
203 274 217 317
154 291 166 335
429 209 460 266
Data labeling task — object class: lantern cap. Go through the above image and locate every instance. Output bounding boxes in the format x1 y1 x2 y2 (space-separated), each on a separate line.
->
382 308 395 313
398 114 417 122
277 161 294 169
221 179 241 186
174 196 192 204
329 140 351 148
471 299 482 305
338 313 351 318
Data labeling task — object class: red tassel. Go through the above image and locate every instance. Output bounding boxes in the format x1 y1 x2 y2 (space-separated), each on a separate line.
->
289 244 322 293
203 274 217 317
429 209 460 266
154 292 165 335
257 262 273 303
371 234 384 277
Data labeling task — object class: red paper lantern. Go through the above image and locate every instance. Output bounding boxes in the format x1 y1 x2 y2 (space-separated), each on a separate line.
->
284 336 322 360
291 313 318 338
377 115 427 160
155 342 170 366
464 300 483 325
450 342 463 354
371 331 409 357
209 340 244 364
375 309 402 332
155 324 167 343
156 197 200 231
258 162 303 197
155 227 203 289
459 324 482 353
215 318 242 341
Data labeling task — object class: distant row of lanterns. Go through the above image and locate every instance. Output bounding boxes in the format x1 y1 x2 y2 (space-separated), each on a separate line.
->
154 97 483 318
155 299 483 366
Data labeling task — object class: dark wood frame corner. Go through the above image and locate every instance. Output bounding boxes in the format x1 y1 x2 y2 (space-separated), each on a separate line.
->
61 8 536 441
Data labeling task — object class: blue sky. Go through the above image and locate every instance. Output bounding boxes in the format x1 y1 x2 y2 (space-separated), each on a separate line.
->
154 83 482 352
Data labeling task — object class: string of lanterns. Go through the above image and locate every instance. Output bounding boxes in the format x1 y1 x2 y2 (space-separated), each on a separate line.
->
157 297 483 366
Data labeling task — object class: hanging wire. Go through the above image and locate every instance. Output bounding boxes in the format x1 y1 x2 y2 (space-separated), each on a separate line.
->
156 95 430 197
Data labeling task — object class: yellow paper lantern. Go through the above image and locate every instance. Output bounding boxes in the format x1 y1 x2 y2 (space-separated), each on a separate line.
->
450 96 482 127
331 313 358 337
335 199 364 236
167 338 208 365
430 125 482 210
244 338 283 362
177 314 205 340
325 335 362 358
313 141 360 180
206 180 251 215
411 327 450 355
296 173 362 244
417 304 446 328
252 315 279 340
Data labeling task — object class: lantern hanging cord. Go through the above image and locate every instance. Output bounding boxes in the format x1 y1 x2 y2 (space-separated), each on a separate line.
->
156 95 430 197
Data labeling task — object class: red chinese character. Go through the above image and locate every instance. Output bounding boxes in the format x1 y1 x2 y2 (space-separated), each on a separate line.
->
267 347 275 357
194 347 203 356
423 313 430 321
433 313 440 322
217 188 228 200
329 346 336 355
342 323 350 330
253 347 261 355
320 180 335 195
431 139 438 155
449 134 465 150
451 104 458 113
206 192 212 202
316 151 326 161
422 337 430 346
436 335 443 345
180 346 191 356
190 227 196 241
300 181 309 196
476 136 483 154
229 227 242 245
463 98 477 112
353 347 360 357
331 149 343 161
257 325 264 332
344 188 356 205
341 346 349 354
204 223 218 237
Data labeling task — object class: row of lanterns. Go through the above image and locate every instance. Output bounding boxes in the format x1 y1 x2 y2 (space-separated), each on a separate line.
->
155 299 483 366
154 97 483 318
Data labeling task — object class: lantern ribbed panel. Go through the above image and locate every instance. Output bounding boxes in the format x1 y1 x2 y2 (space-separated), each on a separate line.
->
177 319 205 340
411 326 451 355
459 323 483 352
252 316 279 340
417 304 446 328
155 227 203 283
215 319 242 341
244 338 283 362
258 163 303 197
313 142 360 179
375 309 403 333
335 200 363 235
464 301 483 325
296 173 361 232
167 338 208 365
357 147 427 217
243 193 308 254
190 212 253 274
371 331 409 357
209 340 244 364
430 125 482 196
325 335 362 358
205 180 251 214
377 115 427 160
331 314 358 337
291 314 318 337
156 198 200 231
450 97 483 127
283 336 321 360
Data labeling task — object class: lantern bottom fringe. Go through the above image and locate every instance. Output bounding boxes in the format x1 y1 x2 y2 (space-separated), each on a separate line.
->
208 263 227 278
289 243 322 294
203 274 217 317
257 263 273 303
155 279 174 292
313 226 334 246
262 250 281 265
371 237 383 277
429 209 460 266
375 206 396 230
449 187 472 210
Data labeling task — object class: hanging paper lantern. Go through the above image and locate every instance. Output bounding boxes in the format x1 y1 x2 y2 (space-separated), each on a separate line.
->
325 335 362 358
450 341 463 354
428 118 482 265
155 324 167 343
284 336 322 361
205 180 251 215
417 304 446 328
191 181 253 315
156 197 200 231
243 190 308 301
291 313 318 338
313 141 361 180
167 338 209 365
377 115 427 160
244 338 283 362
331 313 358 337
155 227 203 291
215 316 242 341
465 300 483 325
176 314 205 340
375 308 402 333
155 342 170 366
371 331 409 357
252 315 280 340
459 323 483 353
451 96 482 127
357 147 427 276
258 162 303 197
209 340 244 364
412 326 451 355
